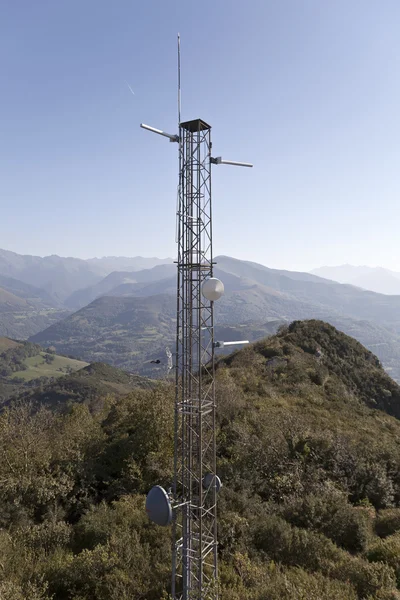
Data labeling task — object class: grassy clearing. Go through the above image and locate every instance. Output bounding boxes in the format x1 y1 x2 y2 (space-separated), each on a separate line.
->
10 352 89 381
0 337 21 352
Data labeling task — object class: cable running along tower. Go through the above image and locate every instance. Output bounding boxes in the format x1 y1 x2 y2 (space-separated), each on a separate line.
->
143 36 252 600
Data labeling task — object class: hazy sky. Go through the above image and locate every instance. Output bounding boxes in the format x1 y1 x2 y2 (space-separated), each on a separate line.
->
1 1 400 271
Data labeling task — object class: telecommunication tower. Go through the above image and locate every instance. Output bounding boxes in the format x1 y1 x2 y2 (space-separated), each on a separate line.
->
143 36 252 600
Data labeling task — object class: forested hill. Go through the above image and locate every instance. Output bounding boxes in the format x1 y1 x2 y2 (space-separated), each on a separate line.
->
4 321 400 598
16 361 155 410
248 319 400 418
0 339 88 403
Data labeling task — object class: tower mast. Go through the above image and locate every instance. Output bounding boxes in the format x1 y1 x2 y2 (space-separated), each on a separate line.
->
142 36 252 600
173 117 217 598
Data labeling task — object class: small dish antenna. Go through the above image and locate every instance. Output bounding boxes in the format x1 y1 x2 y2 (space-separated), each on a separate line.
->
202 277 224 301
145 485 173 526
203 473 222 493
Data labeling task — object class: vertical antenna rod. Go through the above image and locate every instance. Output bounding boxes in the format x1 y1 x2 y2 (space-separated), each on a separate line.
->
178 33 181 125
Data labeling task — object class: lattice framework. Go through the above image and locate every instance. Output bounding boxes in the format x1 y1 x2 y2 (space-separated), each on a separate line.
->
172 119 218 600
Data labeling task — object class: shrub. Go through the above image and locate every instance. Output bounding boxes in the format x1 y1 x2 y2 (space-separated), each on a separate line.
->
253 514 396 597
366 591 400 600
364 463 395 509
279 491 371 552
366 533 400 585
220 554 357 600
15 521 72 555
253 513 345 571
375 509 400 538
333 557 396 598
0 581 52 600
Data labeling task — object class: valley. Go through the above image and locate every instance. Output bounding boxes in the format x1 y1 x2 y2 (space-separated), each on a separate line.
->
0 249 395 381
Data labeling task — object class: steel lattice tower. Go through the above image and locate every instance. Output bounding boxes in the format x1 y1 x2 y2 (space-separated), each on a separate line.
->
172 118 217 599
142 36 252 600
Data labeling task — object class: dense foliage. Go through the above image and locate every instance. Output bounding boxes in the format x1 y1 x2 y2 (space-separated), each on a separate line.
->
0 342 43 376
2 321 400 598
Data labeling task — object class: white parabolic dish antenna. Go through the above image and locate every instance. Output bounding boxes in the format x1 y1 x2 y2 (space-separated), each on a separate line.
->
202 277 224 301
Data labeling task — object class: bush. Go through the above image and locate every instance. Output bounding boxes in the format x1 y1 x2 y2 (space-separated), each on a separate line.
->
366 591 400 600
253 514 396 597
0 581 52 600
375 509 400 538
279 491 371 552
15 521 72 555
364 463 395 509
253 514 345 571
220 554 358 600
366 533 400 586
333 557 396 598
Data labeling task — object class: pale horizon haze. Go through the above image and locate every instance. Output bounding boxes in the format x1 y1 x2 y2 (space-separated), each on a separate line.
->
1 1 400 272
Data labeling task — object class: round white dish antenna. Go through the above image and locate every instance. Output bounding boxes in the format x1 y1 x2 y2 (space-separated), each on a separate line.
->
202 278 224 301
145 485 172 526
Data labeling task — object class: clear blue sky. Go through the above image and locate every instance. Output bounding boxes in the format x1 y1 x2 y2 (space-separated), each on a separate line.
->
1 0 400 271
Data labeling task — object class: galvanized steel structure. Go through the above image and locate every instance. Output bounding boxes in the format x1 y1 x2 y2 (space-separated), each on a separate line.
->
172 117 218 599
141 36 251 600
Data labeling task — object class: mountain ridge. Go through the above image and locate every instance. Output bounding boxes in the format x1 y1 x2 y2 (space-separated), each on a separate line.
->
312 264 400 295
0 248 173 304
1 248 400 382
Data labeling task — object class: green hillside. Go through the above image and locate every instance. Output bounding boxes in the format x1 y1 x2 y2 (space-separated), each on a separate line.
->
0 339 88 403
19 361 155 410
4 322 400 598
10 352 88 382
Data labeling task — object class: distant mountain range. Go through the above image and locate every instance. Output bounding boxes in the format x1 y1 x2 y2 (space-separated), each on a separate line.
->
0 273 68 339
65 263 177 309
0 248 173 303
312 264 400 295
28 254 400 381
0 248 173 338
0 274 56 308
3 247 400 380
